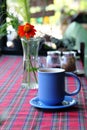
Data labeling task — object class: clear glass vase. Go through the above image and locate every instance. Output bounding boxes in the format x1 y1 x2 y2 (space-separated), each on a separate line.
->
21 37 40 89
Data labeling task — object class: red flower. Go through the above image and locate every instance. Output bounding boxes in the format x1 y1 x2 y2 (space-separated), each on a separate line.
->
18 23 36 39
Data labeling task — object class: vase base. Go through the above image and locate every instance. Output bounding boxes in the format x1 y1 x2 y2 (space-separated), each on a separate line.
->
21 83 38 89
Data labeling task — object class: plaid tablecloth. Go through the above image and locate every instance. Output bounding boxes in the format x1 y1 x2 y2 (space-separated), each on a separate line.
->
0 55 87 130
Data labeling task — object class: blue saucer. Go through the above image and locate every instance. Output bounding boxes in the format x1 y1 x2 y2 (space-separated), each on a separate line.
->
30 96 77 109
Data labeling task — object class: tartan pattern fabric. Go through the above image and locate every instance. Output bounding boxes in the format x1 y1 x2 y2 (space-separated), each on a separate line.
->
0 55 87 130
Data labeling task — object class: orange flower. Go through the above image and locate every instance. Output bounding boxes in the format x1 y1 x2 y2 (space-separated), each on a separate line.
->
18 23 36 39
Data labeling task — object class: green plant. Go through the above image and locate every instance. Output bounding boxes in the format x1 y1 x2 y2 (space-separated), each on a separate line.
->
51 36 76 50
0 0 31 38
7 0 31 23
0 13 20 38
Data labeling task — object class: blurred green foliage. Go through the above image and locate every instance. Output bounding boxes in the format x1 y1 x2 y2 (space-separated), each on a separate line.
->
7 0 87 25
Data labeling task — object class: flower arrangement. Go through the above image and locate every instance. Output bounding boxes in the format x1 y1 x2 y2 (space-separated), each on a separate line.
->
18 23 36 39
18 22 39 88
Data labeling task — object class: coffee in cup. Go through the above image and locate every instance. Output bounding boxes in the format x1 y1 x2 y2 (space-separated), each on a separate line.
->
38 68 81 105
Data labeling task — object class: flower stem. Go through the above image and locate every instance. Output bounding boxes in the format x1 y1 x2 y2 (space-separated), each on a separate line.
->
29 56 38 83
24 0 30 23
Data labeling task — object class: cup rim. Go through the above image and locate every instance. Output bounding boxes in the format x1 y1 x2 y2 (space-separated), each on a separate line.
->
38 68 65 73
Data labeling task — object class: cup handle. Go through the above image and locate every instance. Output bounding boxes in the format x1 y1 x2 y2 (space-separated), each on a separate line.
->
65 72 81 96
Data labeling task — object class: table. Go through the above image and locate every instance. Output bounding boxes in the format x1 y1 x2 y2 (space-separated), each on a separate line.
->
0 55 87 130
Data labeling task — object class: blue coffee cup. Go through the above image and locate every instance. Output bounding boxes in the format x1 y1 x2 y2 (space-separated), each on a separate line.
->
38 68 81 105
